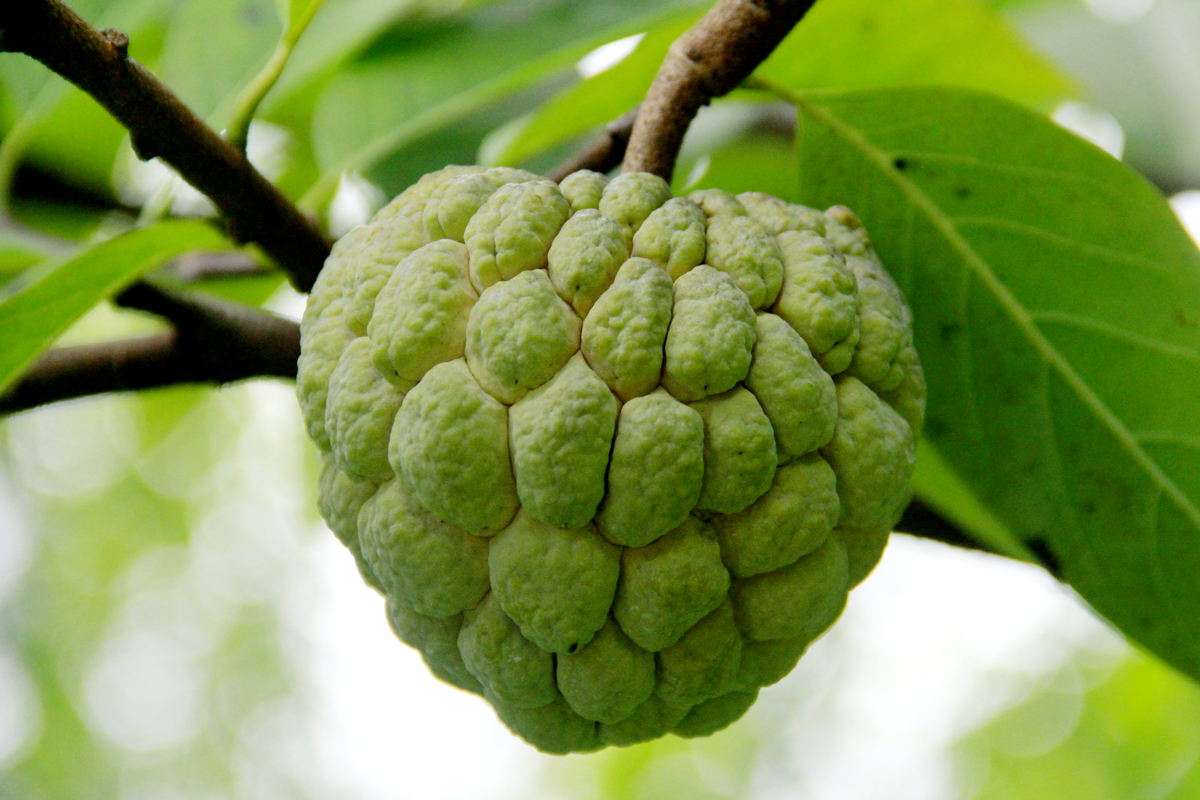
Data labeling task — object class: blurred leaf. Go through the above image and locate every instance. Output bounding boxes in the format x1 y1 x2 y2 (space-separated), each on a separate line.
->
0 59 57 131
263 0 422 108
1012 0 1200 189
304 0 694 206
962 654 1200 799
20 89 132 199
789 84 1200 680
0 0 157 124
0 224 62 286
758 0 1077 107
8 199 127 243
492 0 1075 170
672 109 797 197
490 5 704 166
156 0 281 127
0 247 43 281
0 0 169 200
0 220 231 395
363 93 526 194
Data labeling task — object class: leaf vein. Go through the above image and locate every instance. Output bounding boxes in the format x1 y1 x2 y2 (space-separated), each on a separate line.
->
1134 430 1200 450
791 89 1200 537
1032 310 1200 362
892 149 1124 198
952 216 1176 279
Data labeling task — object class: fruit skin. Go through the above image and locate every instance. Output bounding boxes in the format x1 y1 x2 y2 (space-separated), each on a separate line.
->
300 166 924 754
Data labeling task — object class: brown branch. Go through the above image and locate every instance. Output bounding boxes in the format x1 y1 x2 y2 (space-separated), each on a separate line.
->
547 106 640 183
623 0 817 181
0 281 299 414
0 0 330 291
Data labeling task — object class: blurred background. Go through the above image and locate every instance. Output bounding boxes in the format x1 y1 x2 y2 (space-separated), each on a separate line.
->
5 0 1200 796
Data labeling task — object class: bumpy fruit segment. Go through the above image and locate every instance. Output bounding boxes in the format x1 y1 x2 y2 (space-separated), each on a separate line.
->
300 166 924 754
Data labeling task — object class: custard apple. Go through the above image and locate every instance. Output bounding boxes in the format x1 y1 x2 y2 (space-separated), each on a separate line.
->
299 166 924 754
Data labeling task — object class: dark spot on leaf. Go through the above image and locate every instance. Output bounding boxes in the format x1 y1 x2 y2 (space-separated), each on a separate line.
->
954 185 971 199
924 417 948 438
940 323 962 342
893 157 911 172
566 642 579 654
1026 537 1062 579
1175 307 1196 329
242 2 266 24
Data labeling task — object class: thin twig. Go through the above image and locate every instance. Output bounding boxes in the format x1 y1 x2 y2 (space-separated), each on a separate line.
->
0 281 300 414
0 0 331 291
547 106 640 182
623 0 817 181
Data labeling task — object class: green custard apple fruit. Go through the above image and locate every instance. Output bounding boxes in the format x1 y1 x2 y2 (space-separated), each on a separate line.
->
298 166 925 754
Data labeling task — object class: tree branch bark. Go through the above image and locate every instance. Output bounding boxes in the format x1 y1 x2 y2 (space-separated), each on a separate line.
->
0 282 300 414
0 0 330 291
623 0 817 181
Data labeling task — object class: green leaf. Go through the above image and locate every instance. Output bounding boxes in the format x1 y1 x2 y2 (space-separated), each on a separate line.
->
157 0 282 127
489 4 705 167
672 112 797 197
786 84 1200 678
19 87 132 199
263 0 421 108
0 224 63 284
303 0 689 207
0 220 231 395
0 0 169 199
758 0 1077 108
912 440 1031 561
491 0 1075 169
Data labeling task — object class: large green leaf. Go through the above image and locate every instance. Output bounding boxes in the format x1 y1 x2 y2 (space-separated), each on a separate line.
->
784 84 1200 677
303 0 691 207
491 0 1074 169
0 220 231 395
757 0 1076 106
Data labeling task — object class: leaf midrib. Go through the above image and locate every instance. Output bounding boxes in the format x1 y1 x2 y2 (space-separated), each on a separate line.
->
781 84 1200 538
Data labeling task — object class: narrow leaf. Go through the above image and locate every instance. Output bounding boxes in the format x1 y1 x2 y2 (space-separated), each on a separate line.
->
0 220 231 395
786 84 1200 678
